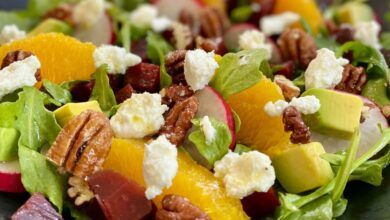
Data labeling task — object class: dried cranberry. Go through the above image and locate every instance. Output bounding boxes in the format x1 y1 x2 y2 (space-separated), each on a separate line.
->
241 188 280 219
272 61 295 80
131 39 149 62
125 63 160 93
70 81 95 102
115 84 135 103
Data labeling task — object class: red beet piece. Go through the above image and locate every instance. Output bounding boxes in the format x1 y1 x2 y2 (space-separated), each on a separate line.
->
273 61 295 80
115 84 135 103
108 74 123 93
70 81 95 102
12 193 63 220
87 170 154 220
241 187 280 219
131 39 149 62
124 63 160 93
250 0 276 26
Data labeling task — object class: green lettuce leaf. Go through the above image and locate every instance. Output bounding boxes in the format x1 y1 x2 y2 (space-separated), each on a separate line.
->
232 109 241 133
65 201 91 220
0 100 22 128
0 11 36 31
43 80 72 105
0 128 19 161
210 49 265 99
361 78 390 107
89 65 117 115
234 144 252 155
26 0 77 17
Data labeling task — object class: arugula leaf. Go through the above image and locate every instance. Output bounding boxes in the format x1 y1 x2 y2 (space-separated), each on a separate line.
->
232 109 241 132
381 32 390 50
0 11 36 31
361 78 390 107
60 80 88 90
43 80 72 105
120 20 131 51
26 0 77 17
0 128 19 161
65 201 91 220
259 60 273 79
112 0 147 11
230 5 252 23
187 117 232 168
210 49 265 99
18 146 67 212
234 144 252 155
0 100 21 128
89 65 117 115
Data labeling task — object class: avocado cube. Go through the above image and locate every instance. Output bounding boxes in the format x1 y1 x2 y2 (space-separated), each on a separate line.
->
302 88 363 139
28 19 72 37
337 2 373 25
272 142 334 194
54 101 102 127
0 128 19 161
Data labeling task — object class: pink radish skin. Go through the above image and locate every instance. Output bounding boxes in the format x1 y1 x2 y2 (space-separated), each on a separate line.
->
0 160 25 193
223 23 257 51
153 0 205 20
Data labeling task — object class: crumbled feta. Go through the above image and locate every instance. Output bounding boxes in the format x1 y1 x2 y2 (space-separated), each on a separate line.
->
289 96 320 115
0 25 26 45
238 30 273 59
200 116 216 145
184 49 219 91
264 100 289 117
260 12 300 36
214 151 275 199
93 45 141 74
152 16 172 33
305 48 349 90
73 0 105 28
143 135 178 200
354 21 382 50
129 4 158 28
0 56 40 99
110 92 168 139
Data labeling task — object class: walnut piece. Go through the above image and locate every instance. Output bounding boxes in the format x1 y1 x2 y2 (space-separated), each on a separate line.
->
156 194 210 220
199 7 230 38
274 74 300 101
67 176 94 206
277 28 317 68
335 64 367 94
46 110 113 179
160 96 198 146
283 106 310 144
161 84 194 107
165 50 187 85
1 50 41 81
43 3 75 27
171 22 194 50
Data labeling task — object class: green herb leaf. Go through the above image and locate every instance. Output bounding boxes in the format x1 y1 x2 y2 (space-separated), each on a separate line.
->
0 11 36 31
89 65 117 115
26 0 77 17
210 49 265 99
232 109 241 133
361 78 390 107
0 128 19 161
112 0 147 11
234 144 252 155
0 100 22 128
43 80 72 105
64 201 91 220
230 5 252 23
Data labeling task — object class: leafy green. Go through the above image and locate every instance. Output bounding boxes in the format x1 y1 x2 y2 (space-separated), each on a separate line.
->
230 6 252 23
300 17 313 36
26 0 77 17
361 78 390 107
381 32 390 49
232 109 241 133
0 100 21 128
18 146 67 212
0 11 36 31
112 0 147 11
234 144 252 155
89 65 117 115
260 60 273 79
120 20 131 51
188 117 232 168
65 201 91 220
210 49 265 99
0 128 19 161
60 80 87 90
43 80 72 105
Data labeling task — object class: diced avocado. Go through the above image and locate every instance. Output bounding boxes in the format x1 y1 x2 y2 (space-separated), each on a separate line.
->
337 2 373 25
272 142 334 194
54 101 102 127
302 88 363 139
0 128 19 161
28 19 72 37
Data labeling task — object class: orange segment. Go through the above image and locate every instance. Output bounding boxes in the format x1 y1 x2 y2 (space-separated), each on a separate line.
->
201 0 226 12
227 78 291 157
0 33 96 84
272 0 323 34
103 138 249 220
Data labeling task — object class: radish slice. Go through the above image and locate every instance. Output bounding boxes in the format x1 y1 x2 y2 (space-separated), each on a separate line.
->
0 160 25 193
153 0 205 20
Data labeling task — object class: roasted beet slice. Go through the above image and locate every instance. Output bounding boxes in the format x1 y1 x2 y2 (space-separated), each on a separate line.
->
115 84 135 104
12 193 63 220
272 61 295 80
131 39 149 62
124 63 160 93
241 187 280 219
87 170 154 220
70 81 95 102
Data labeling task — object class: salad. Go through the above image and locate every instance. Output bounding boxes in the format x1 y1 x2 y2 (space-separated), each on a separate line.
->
0 0 389 219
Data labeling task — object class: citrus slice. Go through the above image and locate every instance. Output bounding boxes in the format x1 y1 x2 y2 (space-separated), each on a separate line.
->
103 138 249 220
0 33 96 84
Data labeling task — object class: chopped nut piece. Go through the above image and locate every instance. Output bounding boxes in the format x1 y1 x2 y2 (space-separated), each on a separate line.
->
156 194 210 220
1 50 41 81
43 4 75 27
274 75 300 101
161 84 194 107
283 106 310 144
195 36 226 54
165 50 187 85
12 193 63 220
199 7 230 38
277 28 317 68
335 64 367 94
381 105 390 120
68 176 94 206
171 22 193 50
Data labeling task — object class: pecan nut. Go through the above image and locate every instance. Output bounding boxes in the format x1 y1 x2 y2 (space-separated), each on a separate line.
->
1 50 41 81
274 75 300 101
171 22 194 50
43 3 75 27
165 50 187 85
335 64 367 94
160 96 198 146
277 28 317 68
161 84 194 107
195 36 226 55
199 7 230 38
46 110 113 179
283 106 310 144
67 176 94 206
156 194 210 220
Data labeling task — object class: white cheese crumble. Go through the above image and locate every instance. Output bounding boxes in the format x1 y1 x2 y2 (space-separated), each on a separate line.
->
73 0 105 28
214 151 275 199
305 48 349 90
129 4 158 28
0 25 26 45
289 96 321 115
260 12 300 36
184 49 219 91
93 45 141 74
354 21 382 50
238 30 273 59
110 92 168 139
152 16 172 33
0 56 40 99
143 135 178 200
264 100 289 117
200 116 216 145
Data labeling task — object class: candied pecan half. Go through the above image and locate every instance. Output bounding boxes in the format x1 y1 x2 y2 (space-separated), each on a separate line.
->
165 49 187 85
195 36 226 55
47 110 113 179
156 195 210 220
335 64 367 94
1 50 41 81
274 75 300 101
283 106 310 144
179 8 200 36
12 193 63 220
161 84 194 107
199 7 230 38
160 96 198 146
43 3 75 26
277 28 317 68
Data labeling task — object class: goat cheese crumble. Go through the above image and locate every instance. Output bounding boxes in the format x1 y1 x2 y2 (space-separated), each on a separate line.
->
0 56 40 99
184 49 219 91
238 30 273 59
143 135 178 200
305 48 349 90
110 92 168 139
129 4 158 28
93 45 141 74
264 96 321 116
73 0 105 28
152 16 172 33
264 100 289 117
214 151 275 199
260 12 300 36
0 25 26 45
354 21 382 50
200 116 216 145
